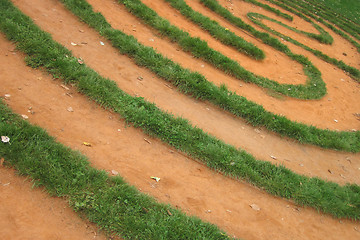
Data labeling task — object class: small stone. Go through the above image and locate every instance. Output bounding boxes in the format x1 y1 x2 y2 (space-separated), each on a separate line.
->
334 119 338 123
205 210 212 213
111 170 119 175
250 204 260 211
21 114 29 119
4 94 11 99
67 107 74 112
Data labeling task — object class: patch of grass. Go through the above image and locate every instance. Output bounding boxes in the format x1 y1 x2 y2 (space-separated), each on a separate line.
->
247 12 360 81
1 0 360 221
282 0 360 39
0 100 234 240
119 0 327 100
37 0 360 152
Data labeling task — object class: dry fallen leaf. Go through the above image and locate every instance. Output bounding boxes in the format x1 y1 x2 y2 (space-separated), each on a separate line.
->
21 114 29 119
67 107 74 112
270 155 277 160
250 204 261 211
83 142 92 147
144 138 151 144
71 42 77 46
150 176 160 182
100 41 105 46
111 170 119 175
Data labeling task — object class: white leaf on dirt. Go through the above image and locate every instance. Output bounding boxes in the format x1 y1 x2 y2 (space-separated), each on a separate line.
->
111 170 119 175
21 114 29 119
334 119 338 123
67 107 74 112
201 64 205 68
150 176 160 182
100 41 105 46
71 42 77 46
4 94 11 99
205 210 212 213
270 155 277 160
117 129 121 132
250 204 260 211
149 38 154 42
1 136 10 143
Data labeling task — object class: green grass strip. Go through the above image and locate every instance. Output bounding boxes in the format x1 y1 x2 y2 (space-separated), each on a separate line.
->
1 0 360 220
164 0 265 59
0 101 234 240
119 0 327 100
38 0 360 152
243 0 293 21
263 0 360 52
247 12 360 81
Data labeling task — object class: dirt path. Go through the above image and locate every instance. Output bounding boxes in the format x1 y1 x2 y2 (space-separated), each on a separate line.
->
0 167 109 240
1 33 360 240
1 3 360 240
10 0 360 186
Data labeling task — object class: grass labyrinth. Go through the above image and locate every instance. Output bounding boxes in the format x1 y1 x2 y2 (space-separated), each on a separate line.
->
0 0 359 239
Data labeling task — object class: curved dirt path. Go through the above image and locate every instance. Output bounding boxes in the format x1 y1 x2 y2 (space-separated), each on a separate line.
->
217 0 360 68
1 33 360 240
0 168 109 240
10 0 360 185
184 0 360 130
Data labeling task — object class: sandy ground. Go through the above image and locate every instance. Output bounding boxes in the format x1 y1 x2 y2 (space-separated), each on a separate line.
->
1 0 360 239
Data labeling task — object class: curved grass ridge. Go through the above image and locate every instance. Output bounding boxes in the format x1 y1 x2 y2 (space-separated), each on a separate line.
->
247 12 360 81
1 0 360 220
277 0 360 41
0 102 233 240
119 0 328 100
163 0 266 59
262 0 360 52
243 0 334 44
243 0 293 21
53 0 359 152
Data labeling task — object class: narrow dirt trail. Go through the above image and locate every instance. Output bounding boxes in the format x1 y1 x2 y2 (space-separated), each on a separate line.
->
1 33 360 240
0 168 109 240
10 0 360 185
185 0 360 130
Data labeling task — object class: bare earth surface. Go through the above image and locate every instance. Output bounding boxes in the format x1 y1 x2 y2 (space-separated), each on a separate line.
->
1 0 360 239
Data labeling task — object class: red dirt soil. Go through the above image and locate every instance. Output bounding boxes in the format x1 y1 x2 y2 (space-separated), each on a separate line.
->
1 0 360 239
0 168 109 240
